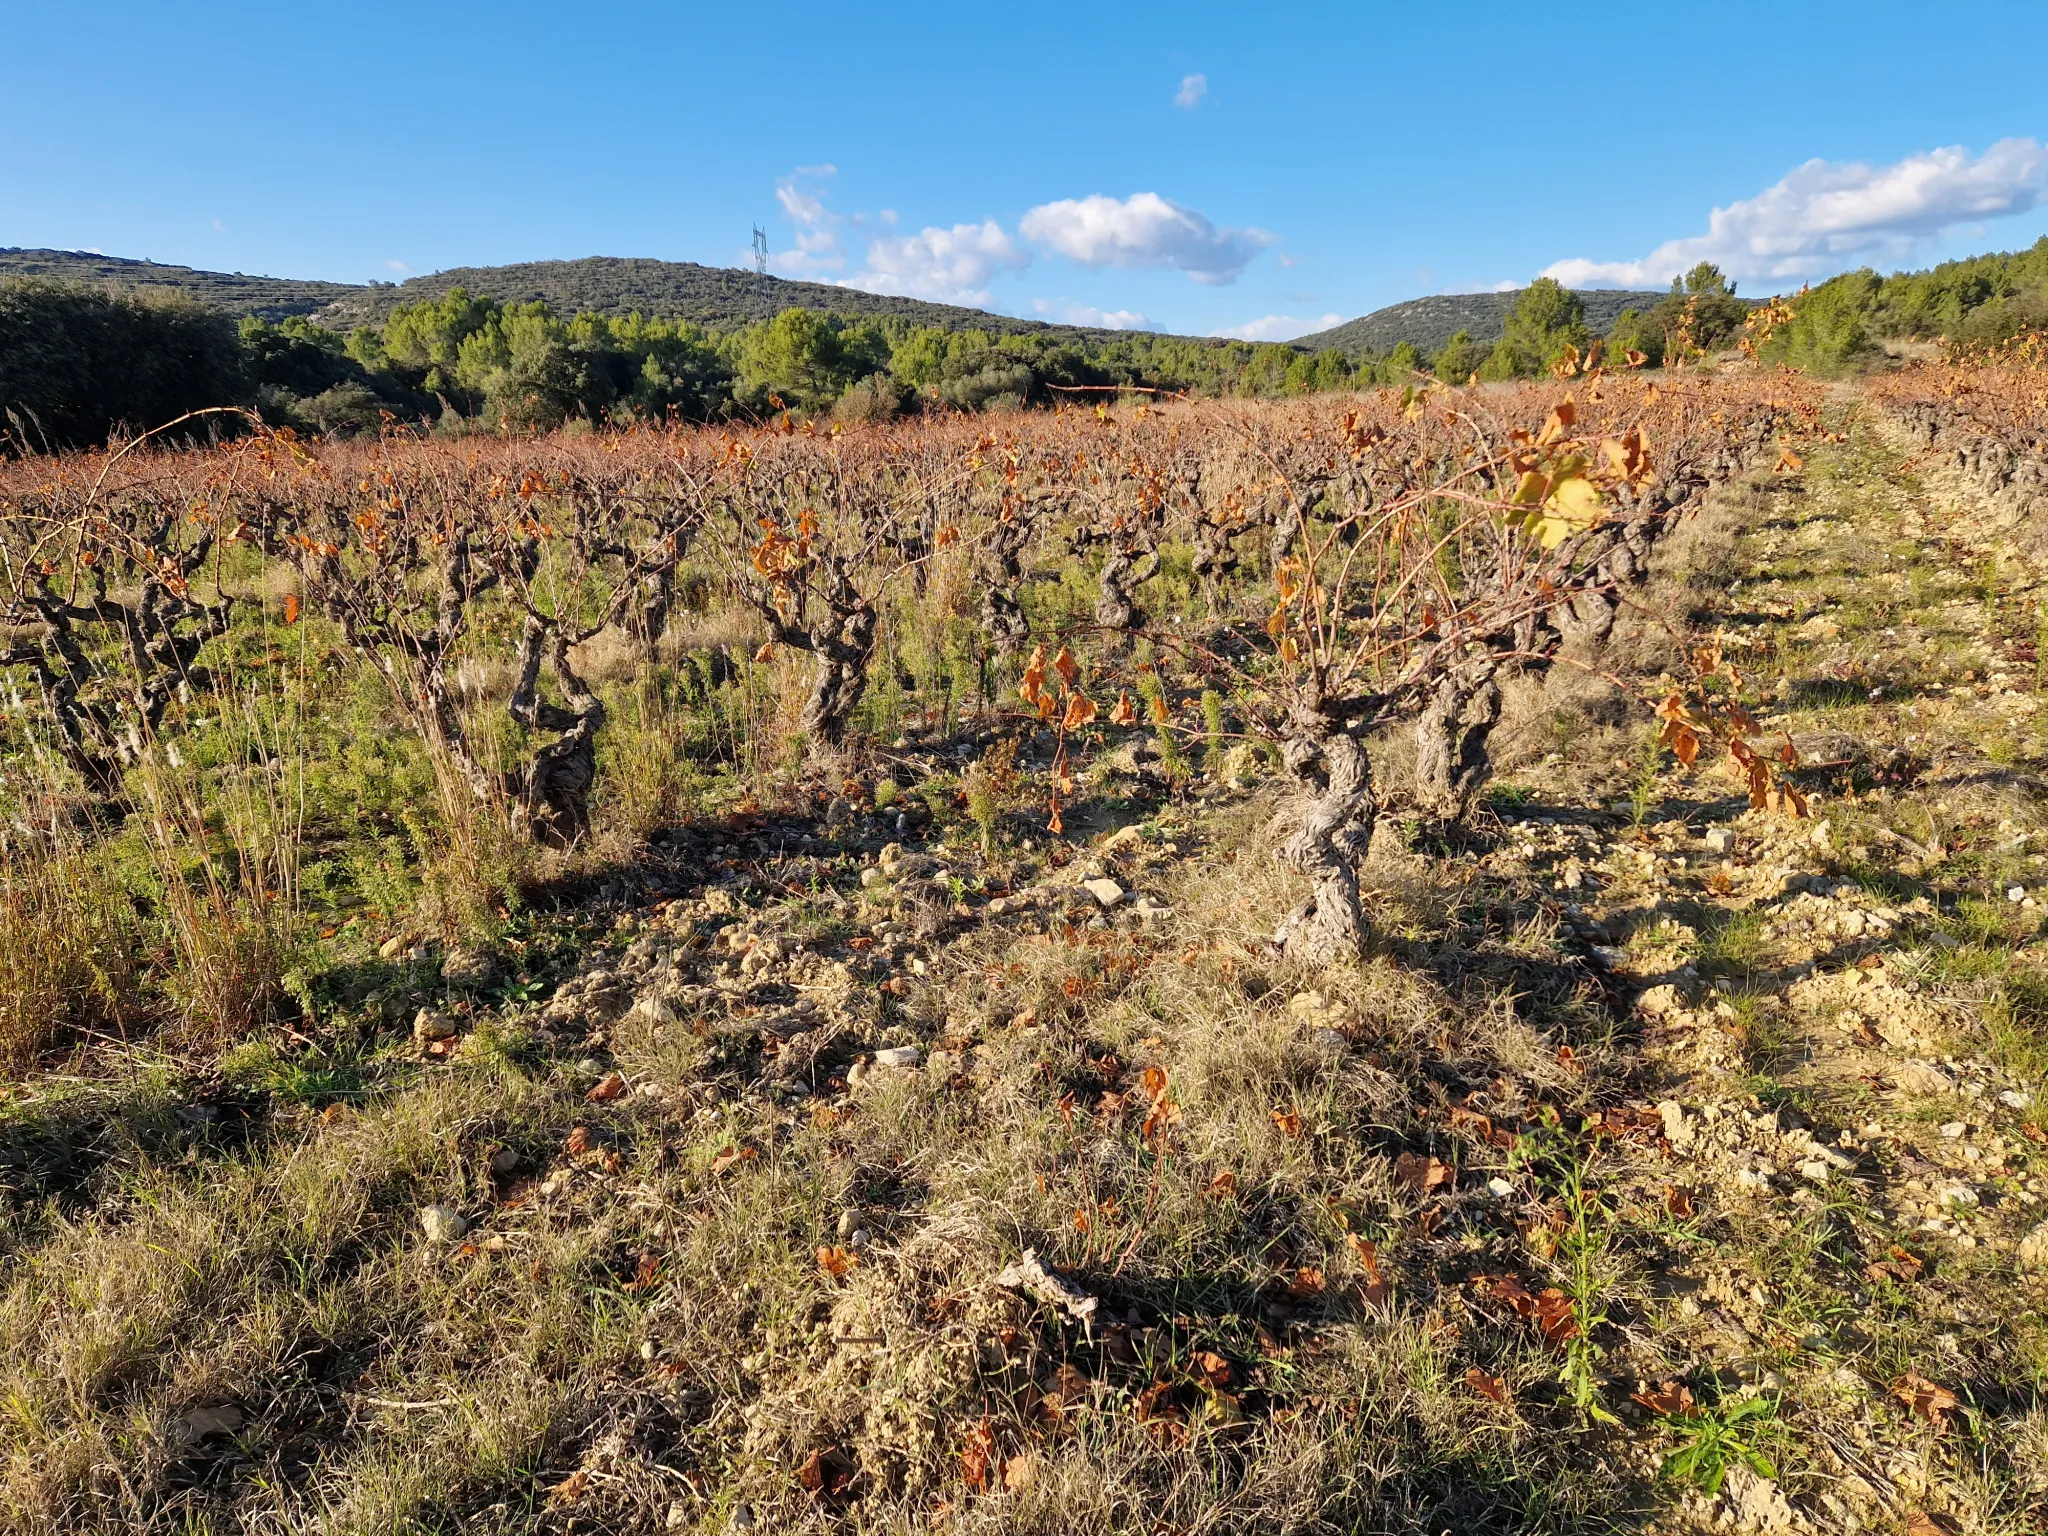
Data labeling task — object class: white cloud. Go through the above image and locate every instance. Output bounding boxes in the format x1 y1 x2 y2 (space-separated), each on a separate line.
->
1174 73 1207 109
387 259 411 273
841 220 1030 306
1021 192 1276 285
1032 298 1148 330
1492 280 1518 292
211 218 226 232
1545 138 2048 290
773 167 845 276
1209 313 1344 343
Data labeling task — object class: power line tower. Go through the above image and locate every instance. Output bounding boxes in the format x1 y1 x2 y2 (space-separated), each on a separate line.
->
751 226 769 292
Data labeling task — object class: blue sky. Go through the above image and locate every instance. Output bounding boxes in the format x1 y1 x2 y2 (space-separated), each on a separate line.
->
4 1 2047 340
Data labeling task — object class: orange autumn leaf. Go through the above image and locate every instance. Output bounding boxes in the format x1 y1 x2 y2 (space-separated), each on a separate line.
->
1270 1107 1305 1139
1892 1371 1960 1426
1630 1379 1695 1416
1018 645 1047 705
817 1245 859 1278
1465 1367 1509 1403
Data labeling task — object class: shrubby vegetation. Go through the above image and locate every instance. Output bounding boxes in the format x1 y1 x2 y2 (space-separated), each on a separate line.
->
1754 235 2048 375
13 235 2048 451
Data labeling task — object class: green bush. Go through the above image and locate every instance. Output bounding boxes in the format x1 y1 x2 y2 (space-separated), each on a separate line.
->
0 280 248 450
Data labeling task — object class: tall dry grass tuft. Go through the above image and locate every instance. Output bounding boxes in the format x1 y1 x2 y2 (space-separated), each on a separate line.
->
595 661 703 850
134 691 308 1046
0 809 138 1071
414 743 530 944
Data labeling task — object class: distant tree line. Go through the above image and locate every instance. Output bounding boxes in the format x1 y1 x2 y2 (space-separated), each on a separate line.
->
10 237 2047 447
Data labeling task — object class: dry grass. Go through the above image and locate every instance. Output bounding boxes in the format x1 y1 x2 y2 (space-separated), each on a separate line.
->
0 828 138 1070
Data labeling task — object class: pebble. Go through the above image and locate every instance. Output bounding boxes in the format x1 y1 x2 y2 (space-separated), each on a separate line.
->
1703 827 1735 855
2019 1220 2048 1271
440 946 499 990
873 1046 922 1069
489 1148 520 1175
412 1008 457 1043
419 1204 469 1243
1487 1177 1515 1197
1082 877 1126 908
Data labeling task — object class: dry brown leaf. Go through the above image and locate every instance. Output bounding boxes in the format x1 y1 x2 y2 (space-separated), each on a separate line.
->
1393 1151 1453 1195
1191 1349 1235 1389
1905 1511 1963 1536
585 1071 626 1103
1465 1367 1508 1403
1892 1371 1960 1425
1630 1379 1695 1416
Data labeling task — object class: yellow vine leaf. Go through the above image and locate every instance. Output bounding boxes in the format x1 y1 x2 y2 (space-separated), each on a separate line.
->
1526 472 1606 549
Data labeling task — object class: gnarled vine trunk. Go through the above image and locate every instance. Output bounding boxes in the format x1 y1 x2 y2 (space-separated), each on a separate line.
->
1413 669 1503 822
1274 700 1379 963
1093 544 1159 636
509 616 604 845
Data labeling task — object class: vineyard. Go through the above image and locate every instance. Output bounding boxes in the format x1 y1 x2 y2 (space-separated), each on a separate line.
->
1 354 2046 1534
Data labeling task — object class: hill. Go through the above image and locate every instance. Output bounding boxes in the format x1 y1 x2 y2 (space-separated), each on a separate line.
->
0 248 1191 344
1293 287 1674 359
309 257 1102 338
0 248 358 321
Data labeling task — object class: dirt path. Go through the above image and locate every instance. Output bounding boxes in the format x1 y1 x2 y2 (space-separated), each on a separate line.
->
1485 401 2048 1533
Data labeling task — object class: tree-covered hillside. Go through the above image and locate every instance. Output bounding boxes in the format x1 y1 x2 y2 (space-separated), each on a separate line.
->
1293 287 1673 359
0 249 357 321
311 257 1102 338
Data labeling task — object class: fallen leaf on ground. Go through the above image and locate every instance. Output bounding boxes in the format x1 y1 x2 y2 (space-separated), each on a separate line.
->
708 1144 755 1176
1892 1371 1959 1426
1192 1350 1234 1389
1393 1152 1452 1194
1465 1367 1508 1403
1631 1380 1695 1416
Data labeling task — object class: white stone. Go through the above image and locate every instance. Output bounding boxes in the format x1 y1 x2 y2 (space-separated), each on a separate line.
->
1082 877 1126 908
1704 827 1735 855
419 1204 469 1243
873 1046 922 1069
2018 1220 2048 1270
412 1008 457 1043
1657 1099 1694 1152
